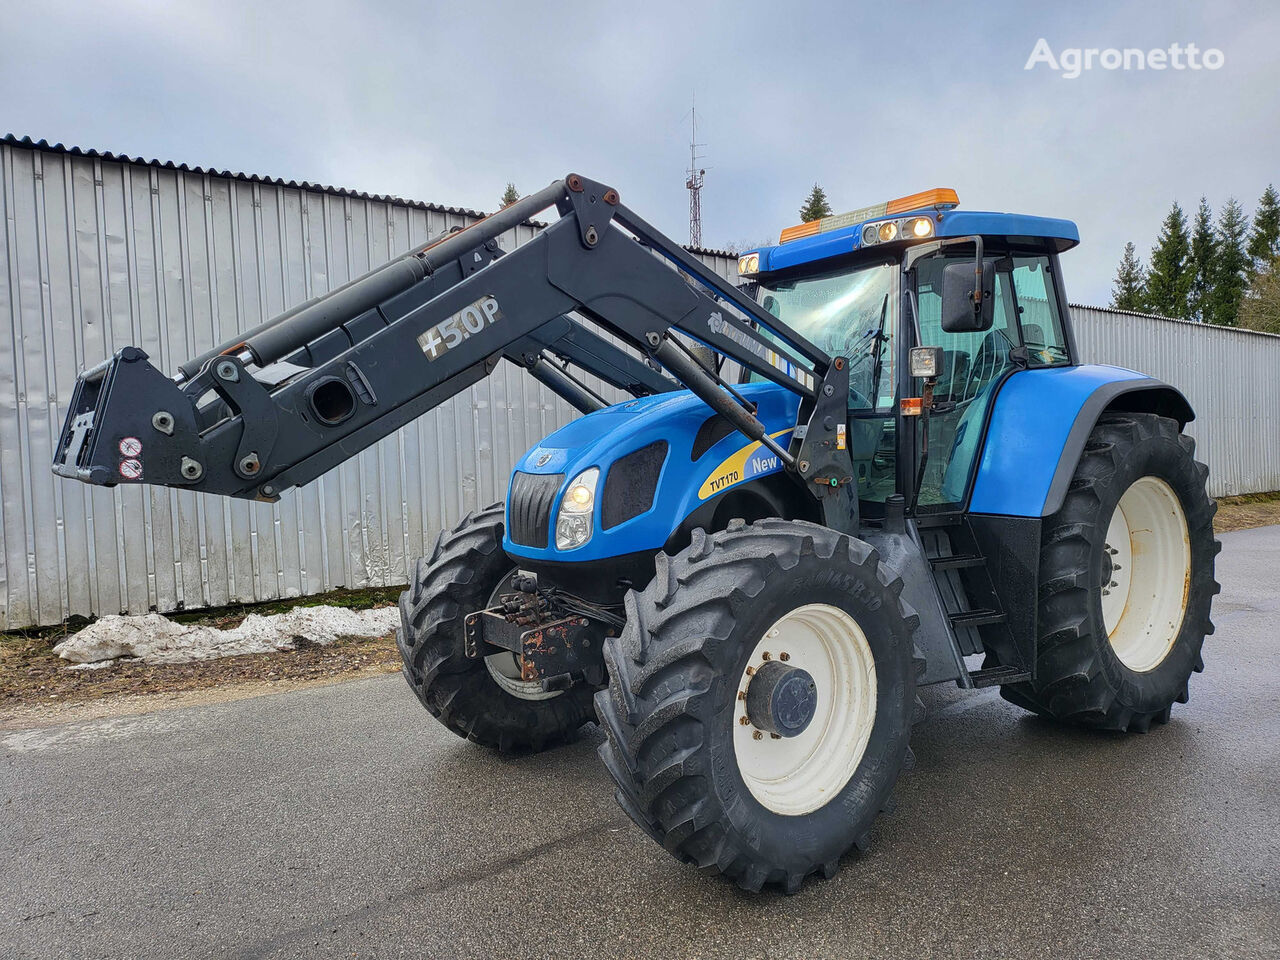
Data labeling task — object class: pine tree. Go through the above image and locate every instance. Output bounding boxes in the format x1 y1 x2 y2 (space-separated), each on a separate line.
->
799 184 833 223
1246 184 1280 276
1145 202 1193 318
500 183 520 208
1208 197 1250 326
1187 197 1217 322
1239 255 1280 334
1111 242 1148 311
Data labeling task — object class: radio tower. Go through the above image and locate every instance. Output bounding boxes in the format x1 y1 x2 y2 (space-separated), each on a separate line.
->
685 100 706 248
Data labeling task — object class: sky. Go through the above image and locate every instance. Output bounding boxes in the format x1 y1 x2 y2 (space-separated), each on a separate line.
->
2 0 1277 305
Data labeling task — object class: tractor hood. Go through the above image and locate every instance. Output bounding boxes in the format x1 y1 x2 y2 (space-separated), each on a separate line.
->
504 381 801 563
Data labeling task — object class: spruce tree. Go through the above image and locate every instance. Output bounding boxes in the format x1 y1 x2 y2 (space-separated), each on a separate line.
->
1239 255 1280 334
1187 197 1217 322
1111 242 1148 311
1246 184 1280 275
1208 197 1250 326
1145 202 1192 318
799 184 833 223
500 183 520 208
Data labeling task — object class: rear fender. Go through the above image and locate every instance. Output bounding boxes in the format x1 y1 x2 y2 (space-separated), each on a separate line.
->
968 364 1194 518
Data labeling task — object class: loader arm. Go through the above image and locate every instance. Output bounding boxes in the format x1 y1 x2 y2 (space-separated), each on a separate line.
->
52 174 856 529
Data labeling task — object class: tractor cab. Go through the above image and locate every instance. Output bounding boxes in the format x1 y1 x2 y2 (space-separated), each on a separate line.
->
737 189 1081 519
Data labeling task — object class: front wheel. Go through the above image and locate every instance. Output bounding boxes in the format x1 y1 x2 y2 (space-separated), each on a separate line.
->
595 519 923 894
396 504 596 753
999 413 1220 732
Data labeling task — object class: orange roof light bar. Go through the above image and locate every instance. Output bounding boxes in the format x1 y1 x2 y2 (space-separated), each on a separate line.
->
778 220 822 244
886 187 959 215
778 187 959 244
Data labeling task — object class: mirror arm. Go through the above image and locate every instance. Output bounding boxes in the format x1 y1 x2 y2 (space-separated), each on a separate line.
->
969 235 985 318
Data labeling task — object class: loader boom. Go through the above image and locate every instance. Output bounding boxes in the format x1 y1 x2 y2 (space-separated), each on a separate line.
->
53 175 857 529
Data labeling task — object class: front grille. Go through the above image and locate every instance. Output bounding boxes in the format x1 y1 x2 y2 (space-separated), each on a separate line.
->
508 471 564 547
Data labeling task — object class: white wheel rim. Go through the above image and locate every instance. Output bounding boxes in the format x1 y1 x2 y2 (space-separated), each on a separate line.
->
483 574 562 701
733 603 877 817
1101 476 1190 672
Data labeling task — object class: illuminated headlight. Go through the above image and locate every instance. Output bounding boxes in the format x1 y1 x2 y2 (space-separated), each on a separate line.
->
861 216 934 246
555 467 599 550
907 216 934 238
910 346 943 379
737 252 760 275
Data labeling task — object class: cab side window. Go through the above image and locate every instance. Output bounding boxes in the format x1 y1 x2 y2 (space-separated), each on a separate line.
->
1011 256 1070 366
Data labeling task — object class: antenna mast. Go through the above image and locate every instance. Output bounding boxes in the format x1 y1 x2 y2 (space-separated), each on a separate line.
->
685 99 706 248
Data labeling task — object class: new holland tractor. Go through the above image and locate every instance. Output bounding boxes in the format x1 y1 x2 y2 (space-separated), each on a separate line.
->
53 175 1218 893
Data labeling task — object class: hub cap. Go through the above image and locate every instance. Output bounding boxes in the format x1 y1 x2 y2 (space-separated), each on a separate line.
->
1101 476 1191 672
745 661 818 737
733 603 877 817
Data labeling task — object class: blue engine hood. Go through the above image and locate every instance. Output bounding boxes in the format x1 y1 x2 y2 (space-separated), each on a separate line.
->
505 382 800 562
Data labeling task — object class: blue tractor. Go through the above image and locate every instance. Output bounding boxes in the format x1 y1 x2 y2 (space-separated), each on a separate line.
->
54 176 1217 893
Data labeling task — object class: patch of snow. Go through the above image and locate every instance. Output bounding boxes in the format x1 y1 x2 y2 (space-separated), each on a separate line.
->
54 605 400 666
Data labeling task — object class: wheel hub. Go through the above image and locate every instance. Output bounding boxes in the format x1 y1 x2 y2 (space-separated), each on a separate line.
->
745 660 818 737
733 603 878 817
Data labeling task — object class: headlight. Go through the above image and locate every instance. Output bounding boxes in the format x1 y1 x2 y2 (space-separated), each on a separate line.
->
555 467 599 550
908 216 934 238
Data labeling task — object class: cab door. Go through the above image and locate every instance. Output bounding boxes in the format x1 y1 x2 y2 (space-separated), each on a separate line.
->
908 251 1072 514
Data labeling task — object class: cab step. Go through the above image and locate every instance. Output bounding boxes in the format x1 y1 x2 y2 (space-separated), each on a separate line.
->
948 608 1006 629
929 554 985 571
967 665 1032 688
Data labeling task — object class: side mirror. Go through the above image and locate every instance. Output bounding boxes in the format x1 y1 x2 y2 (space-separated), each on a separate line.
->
941 260 995 333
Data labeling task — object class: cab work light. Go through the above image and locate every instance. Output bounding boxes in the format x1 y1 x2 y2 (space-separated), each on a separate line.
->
779 188 958 244
737 252 761 275
909 347 943 379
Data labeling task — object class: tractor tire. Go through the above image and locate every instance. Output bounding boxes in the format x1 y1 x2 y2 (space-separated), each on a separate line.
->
595 518 924 894
397 504 596 753
997 412 1220 732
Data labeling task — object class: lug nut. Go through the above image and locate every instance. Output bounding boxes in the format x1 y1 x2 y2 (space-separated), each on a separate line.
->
761 651 771 661
739 716 750 726
745 666 755 676
752 731 763 740
779 652 790 662
770 733 781 740
737 690 746 701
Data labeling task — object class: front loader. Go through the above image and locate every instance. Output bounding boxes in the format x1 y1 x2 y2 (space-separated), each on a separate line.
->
53 175 1218 893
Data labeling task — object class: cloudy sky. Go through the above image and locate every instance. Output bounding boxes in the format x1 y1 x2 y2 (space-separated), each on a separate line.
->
3 0 1277 304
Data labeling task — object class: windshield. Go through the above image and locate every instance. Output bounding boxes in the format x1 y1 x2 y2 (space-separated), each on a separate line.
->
754 261 898 411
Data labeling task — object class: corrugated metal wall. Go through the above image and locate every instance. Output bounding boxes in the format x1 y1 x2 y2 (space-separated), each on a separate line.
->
2 139 1277 628
1071 304 1280 498
0 139 736 628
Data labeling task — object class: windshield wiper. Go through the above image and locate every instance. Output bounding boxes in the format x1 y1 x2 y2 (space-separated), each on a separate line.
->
866 293 891 407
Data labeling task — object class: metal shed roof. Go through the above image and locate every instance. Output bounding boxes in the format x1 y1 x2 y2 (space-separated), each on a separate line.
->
1 134 735 258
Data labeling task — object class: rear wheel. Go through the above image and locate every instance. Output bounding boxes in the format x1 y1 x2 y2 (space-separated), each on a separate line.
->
999 413 1220 732
397 504 595 753
596 518 923 894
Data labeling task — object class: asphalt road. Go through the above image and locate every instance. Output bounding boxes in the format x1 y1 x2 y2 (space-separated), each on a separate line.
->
3 527 1278 960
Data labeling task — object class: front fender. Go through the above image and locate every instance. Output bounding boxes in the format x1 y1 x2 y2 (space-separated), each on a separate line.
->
968 364 1194 518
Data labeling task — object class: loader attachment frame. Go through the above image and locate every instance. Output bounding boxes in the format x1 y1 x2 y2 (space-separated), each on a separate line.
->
53 174 857 530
